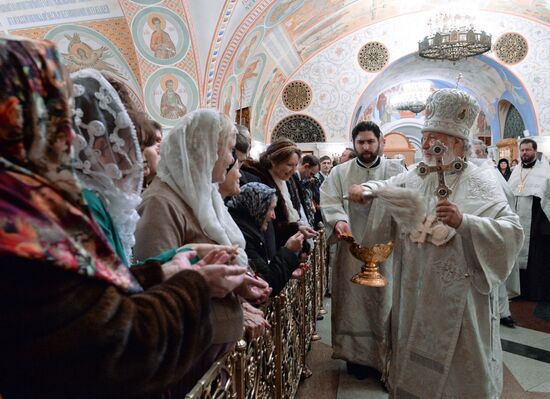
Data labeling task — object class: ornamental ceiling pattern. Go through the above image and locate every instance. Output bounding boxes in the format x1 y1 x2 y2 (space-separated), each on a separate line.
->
358 42 389 72
495 33 529 65
271 114 325 143
282 81 312 111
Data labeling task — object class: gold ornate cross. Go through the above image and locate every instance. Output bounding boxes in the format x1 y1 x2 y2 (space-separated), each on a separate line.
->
416 140 467 199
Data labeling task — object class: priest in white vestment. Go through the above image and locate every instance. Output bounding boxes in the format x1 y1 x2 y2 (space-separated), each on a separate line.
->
348 89 524 398
320 121 405 382
470 139 518 328
508 138 550 301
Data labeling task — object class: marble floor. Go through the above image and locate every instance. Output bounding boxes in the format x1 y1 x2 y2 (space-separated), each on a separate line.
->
297 299 550 399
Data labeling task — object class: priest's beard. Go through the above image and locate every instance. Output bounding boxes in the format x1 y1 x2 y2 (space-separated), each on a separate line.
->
356 143 379 164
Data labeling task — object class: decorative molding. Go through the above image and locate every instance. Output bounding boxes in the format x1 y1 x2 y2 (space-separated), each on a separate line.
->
358 41 389 73
272 114 325 143
282 80 312 111
494 32 528 64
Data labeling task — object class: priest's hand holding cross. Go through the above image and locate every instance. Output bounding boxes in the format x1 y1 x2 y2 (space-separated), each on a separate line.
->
435 199 463 229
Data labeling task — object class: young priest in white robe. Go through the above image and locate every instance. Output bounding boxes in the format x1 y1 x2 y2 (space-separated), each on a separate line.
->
320 121 405 384
348 89 524 398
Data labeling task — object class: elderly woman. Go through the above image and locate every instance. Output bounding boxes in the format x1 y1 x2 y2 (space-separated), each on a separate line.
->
134 109 270 387
228 183 304 295
241 138 317 248
0 37 248 399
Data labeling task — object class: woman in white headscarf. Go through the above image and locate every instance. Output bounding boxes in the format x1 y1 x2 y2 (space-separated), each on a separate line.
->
71 69 143 265
135 108 269 392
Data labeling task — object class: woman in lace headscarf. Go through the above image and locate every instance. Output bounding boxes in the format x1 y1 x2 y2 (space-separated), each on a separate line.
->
71 68 143 265
135 108 270 391
0 36 249 399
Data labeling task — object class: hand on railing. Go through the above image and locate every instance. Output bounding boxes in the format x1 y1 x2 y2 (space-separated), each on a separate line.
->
285 232 304 253
235 273 272 304
298 224 318 239
291 262 311 280
242 302 271 340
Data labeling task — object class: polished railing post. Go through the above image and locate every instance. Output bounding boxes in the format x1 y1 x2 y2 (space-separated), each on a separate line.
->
185 234 328 398
274 295 284 399
311 235 321 342
235 339 247 399
318 226 327 316
300 257 313 380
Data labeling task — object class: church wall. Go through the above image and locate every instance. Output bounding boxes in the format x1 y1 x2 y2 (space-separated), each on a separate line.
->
265 11 549 143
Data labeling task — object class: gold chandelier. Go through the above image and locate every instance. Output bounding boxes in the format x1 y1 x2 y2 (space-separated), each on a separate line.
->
418 12 491 62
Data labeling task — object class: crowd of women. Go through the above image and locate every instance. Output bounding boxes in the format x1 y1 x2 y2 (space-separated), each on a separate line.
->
0 37 320 398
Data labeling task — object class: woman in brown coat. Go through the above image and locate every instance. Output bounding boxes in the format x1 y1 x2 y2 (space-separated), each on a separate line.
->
0 37 247 399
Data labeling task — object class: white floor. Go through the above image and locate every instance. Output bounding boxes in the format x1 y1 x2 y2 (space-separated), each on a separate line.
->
315 299 550 398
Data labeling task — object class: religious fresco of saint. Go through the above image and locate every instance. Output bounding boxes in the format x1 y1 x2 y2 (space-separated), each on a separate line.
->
238 54 266 107
233 26 264 75
44 24 142 100
252 67 286 140
144 68 198 127
221 76 238 118
131 6 190 66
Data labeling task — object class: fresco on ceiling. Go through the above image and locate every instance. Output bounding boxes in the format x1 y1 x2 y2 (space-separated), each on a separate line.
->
131 6 190 66
238 53 266 107
252 67 286 140
144 68 198 127
130 0 163 4
44 24 141 97
221 76 238 119
265 0 305 28
267 0 549 62
352 81 440 128
234 25 264 75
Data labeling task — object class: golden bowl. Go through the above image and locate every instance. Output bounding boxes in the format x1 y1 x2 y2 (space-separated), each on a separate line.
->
340 234 393 287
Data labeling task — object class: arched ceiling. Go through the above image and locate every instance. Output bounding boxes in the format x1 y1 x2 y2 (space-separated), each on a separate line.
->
2 0 548 136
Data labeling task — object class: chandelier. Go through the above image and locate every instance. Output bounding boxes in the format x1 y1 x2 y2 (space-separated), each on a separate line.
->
418 12 491 62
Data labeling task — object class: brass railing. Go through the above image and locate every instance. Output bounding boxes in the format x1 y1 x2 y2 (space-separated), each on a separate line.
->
186 228 328 399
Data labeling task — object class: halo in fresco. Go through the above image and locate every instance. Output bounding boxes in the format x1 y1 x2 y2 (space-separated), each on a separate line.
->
233 25 264 75
238 53 266 107
265 0 305 28
144 68 199 127
44 25 141 98
221 76 238 118
129 0 163 5
132 6 190 66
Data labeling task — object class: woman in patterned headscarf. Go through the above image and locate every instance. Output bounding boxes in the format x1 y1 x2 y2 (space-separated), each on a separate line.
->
0 36 247 399
227 182 304 295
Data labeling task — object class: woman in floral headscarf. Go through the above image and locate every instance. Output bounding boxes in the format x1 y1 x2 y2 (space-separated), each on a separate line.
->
0 37 247 399
227 182 304 295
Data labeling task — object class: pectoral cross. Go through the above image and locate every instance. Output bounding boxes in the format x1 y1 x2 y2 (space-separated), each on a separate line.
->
416 140 467 199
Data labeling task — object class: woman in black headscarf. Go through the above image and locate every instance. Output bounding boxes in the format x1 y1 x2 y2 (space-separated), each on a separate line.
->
498 158 512 181
228 182 305 295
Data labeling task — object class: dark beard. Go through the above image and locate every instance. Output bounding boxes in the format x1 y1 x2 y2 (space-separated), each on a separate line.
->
358 151 378 164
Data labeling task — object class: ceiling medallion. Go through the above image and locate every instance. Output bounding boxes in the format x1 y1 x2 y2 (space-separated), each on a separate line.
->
494 33 528 64
358 42 389 73
272 114 325 143
282 80 312 111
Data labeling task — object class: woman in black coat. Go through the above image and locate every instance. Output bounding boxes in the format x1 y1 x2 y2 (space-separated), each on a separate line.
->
228 183 304 295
